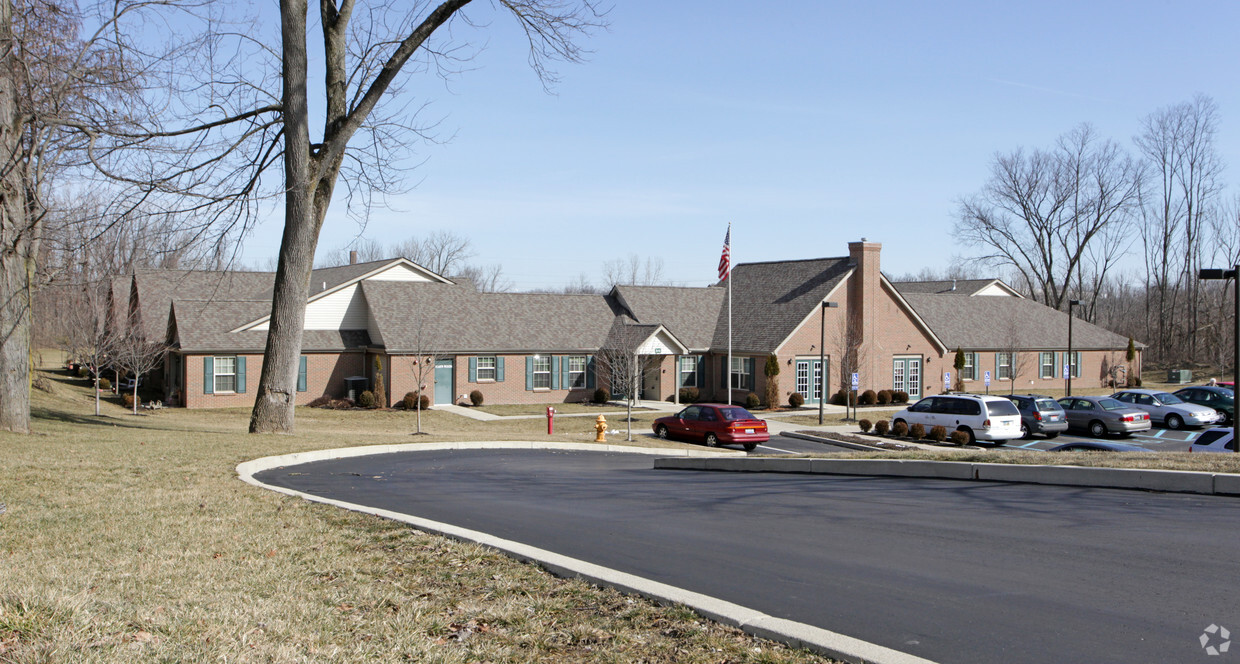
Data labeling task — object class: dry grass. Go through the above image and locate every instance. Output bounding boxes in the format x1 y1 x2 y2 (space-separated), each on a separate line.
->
0 368 837 663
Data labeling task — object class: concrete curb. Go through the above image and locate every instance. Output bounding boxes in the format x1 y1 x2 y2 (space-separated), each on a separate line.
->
237 442 935 664
655 457 1240 496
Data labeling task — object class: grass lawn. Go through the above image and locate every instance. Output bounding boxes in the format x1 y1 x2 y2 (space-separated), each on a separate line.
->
0 367 837 663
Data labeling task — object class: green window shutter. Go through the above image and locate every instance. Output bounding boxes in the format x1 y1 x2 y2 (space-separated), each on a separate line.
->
297 356 307 392
586 356 596 389
468 357 477 383
236 356 246 393
497 357 505 382
721 356 727 388
551 356 561 390
695 355 705 388
203 356 214 394
526 357 534 390
1075 351 1082 378
1056 352 1063 378
747 358 756 391
972 353 980 380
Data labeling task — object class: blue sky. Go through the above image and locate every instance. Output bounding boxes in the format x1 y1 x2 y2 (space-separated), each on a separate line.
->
243 1 1240 290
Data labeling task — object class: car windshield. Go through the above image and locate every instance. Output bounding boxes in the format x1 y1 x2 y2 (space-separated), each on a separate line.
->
1154 392 1184 405
1097 398 1128 411
719 407 758 421
1036 398 1062 411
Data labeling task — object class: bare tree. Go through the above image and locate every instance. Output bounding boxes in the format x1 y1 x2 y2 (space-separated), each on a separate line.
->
57 278 115 415
453 262 511 293
601 255 669 288
999 318 1033 393
111 328 168 414
955 124 1141 314
397 319 445 435
832 314 866 399
594 323 658 442
248 4 604 433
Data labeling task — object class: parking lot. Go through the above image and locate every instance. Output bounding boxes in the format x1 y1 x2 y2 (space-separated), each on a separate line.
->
996 426 1204 453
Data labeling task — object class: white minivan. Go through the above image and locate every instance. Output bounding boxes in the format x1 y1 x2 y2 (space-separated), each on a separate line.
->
891 394 1024 445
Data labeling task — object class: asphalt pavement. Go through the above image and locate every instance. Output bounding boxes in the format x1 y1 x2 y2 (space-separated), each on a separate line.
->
254 448 1240 664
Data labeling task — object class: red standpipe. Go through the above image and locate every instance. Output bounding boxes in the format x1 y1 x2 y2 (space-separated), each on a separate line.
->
546 406 555 435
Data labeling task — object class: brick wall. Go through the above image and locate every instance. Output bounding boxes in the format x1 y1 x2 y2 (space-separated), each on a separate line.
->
183 352 365 408
387 353 599 406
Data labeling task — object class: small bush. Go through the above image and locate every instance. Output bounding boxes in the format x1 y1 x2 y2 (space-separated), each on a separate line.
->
402 391 430 410
910 423 925 439
357 390 377 409
874 420 890 435
859 389 877 405
593 388 610 404
307 395 331 408
788 392 804 408
858 418 872 433
98 377 111 390
469 389 484 406
32 375 53 393
949 430 970 446
122 393 135 409
876 389 892 405
893 390 909 404
1134 376 1143 387
892 420 908 437
830 390 856 406
78 366 88 378
679 386 700 403
744 392 761 409
929 425 947 442
329 398 354 409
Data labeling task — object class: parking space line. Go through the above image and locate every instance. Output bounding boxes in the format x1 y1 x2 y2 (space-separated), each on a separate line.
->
755 444 800 455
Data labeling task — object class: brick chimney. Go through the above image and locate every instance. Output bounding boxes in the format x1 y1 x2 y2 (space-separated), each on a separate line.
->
847 239 882 385
349 250 358 265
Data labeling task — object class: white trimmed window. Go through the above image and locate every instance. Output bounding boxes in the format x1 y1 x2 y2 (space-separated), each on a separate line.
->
962 352 976 381
1040 352 1055 379
477 356 497 381
731 357 755 391
679 356 699 387
567 356 587 389
532 356 552 389
214 356 237 393
996 353 1013 381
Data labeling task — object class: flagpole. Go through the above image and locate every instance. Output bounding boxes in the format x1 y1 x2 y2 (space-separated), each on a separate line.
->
727 223 732 406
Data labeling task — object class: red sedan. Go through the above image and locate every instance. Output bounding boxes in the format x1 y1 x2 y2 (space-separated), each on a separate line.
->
652 403 769 451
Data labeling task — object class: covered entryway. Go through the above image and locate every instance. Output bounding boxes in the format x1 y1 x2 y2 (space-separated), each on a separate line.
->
434 359 454 404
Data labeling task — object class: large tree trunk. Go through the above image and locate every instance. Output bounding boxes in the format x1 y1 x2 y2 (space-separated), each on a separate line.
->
0 0 30 433
249 0 314 434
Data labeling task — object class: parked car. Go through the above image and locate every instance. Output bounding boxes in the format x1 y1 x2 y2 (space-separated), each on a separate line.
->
1048 441 1149 453
890 394 1022 445
1109 389 1222 429
652 403 769 451
1173 385 1234 425
1189 427 1237 453
1056 396 1151 438
1003 394 1069 439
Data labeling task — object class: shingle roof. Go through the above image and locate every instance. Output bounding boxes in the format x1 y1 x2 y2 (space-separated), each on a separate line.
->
611 285 725 351
709 258 853 353
900 293 1140 350
133 271 273 340
891 279 1012 295
362 281 621 353
171 299 371 352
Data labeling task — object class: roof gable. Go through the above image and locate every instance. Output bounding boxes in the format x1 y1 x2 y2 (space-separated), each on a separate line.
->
710 258 853 353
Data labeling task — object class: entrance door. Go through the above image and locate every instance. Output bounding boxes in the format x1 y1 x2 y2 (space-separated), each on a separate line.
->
641 361 660 401
434 359 454 404
795 359 828 404
893 357 922 400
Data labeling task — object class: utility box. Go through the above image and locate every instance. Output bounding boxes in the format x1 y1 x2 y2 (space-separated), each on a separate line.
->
1167 369 1193 385
344 376 369 401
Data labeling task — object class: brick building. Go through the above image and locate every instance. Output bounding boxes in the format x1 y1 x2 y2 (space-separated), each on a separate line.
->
121 241 1143 408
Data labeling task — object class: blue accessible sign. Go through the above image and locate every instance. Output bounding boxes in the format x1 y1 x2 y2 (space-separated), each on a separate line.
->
944 372 951 390
984 371 991 387
851 373 860 390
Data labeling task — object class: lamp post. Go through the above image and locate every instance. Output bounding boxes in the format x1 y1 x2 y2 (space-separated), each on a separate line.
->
819 301 839 425
1199 266 1239 452
1066 299 1083 397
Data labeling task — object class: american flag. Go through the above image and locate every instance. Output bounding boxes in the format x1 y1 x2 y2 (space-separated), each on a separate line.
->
718 227 731 281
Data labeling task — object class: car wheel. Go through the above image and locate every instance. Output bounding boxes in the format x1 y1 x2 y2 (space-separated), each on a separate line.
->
1089 420 1107 438
704 432 719 447
743 443 757 452
957 427 975 446
1165 414 1183 430
1019 423 1030 439
655 425 669 439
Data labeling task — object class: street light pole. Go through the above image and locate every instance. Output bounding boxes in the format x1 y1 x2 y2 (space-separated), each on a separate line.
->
1199 266 1240 452
818 301 838 425
1067 299 1082 397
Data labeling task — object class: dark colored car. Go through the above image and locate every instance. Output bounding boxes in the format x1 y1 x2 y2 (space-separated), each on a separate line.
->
1173 386 1234 425
1004 394 1069 439
652 403 769 451
1048 441 1149 453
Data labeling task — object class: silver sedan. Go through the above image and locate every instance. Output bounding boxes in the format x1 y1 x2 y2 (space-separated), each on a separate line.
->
1109 389 1222 429
1057 396 1152 438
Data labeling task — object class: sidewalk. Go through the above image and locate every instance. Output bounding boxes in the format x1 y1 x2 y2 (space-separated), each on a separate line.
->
435 400 682 422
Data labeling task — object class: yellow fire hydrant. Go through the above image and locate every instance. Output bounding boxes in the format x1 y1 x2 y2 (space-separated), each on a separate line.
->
594 414 607 442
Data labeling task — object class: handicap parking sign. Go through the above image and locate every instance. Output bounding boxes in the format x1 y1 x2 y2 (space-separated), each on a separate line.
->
944 372 951 390
984 371 991 386
1063 364 1070 380
850 372 859 390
